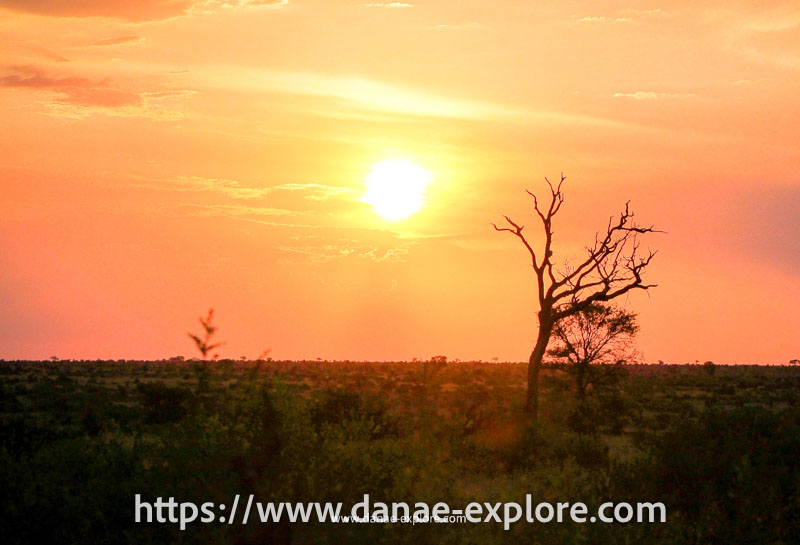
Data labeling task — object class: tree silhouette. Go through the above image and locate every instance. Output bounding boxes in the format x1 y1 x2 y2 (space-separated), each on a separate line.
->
547 303 638 403
493 174 660 417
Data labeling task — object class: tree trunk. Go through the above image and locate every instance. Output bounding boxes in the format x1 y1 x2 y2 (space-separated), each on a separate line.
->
575 361 588 403
526 316 553 418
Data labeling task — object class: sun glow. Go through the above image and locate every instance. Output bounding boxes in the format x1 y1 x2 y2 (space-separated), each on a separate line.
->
361 159 432 220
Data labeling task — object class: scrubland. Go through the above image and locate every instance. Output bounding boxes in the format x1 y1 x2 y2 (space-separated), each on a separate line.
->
1 359 799 544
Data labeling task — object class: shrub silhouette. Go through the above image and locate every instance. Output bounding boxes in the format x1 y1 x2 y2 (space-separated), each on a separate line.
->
136 382 192 424
188 309 224 360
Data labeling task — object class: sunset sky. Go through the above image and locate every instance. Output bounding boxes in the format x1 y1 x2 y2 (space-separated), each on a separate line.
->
1 1 798 363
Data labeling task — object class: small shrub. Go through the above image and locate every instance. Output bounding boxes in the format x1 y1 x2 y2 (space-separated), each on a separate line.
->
136 383 192 424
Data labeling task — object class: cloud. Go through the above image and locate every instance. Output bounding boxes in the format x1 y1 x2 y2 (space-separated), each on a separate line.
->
613 91 695 100
200 68 634 128
166 203 300 217
27 46 69 63
130 176 358 206
360 246 409 262
143 90 198 99
574 15 631 23
0 0 287 21
735 7 800 33
134 176 357 203
38 96 184 120
0 0 196 21
364 2 413 8
157 202 324 229
704 5 800 71
0 65 141 107
435 22 480 30
273 183 358 201
53 87 142 108
0 66 196 119
0 66 93 88
278 243 409 265
190 0 288 15
620 8 663 18
572 9 663 24
133 175 273 199
737 45 800 71
242 0 288 6
90 35 146 47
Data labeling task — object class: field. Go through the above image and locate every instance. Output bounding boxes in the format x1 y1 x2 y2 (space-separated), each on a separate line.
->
2 359 799 544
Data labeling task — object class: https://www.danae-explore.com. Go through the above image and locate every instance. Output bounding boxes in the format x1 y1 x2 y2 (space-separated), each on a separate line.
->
134 494 667 531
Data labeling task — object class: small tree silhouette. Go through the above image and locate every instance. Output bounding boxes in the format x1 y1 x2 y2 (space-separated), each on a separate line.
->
547 302 638 433
548 302 638 403
188 309 224 360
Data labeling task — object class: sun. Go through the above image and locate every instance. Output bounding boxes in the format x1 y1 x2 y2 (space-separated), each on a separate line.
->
361 159 431 220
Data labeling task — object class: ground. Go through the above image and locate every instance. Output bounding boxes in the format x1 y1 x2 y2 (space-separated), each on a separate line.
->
1 360 799 544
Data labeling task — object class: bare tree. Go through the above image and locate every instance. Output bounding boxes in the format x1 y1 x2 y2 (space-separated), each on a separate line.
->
493 174 660 417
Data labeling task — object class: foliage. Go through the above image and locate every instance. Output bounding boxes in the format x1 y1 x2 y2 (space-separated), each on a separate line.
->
630 405 800 543
136 382 193 424
547 303 637 433
0 360 798 544
494 175 660 417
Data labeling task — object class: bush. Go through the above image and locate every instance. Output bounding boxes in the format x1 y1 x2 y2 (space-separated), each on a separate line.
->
310 389 400 439
136 382 193 424
633 406 800 543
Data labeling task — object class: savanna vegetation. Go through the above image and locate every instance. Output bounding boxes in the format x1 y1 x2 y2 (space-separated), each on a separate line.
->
1 355 799 544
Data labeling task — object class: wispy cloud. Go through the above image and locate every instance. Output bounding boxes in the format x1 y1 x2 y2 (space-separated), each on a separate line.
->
0 66 93 88
613 91 695 100
736 8 800 33
166 203 300 217
0 65 192 120
243 0 288 7
273 183 358 201
143 90 198 99
1 65 142 112
129 176 357 205
574 15 631 24
572 8 663 24
620 8 663 18
198 67 635 128
0 0 288 21
132 175 272 199
364 2 413 8
435 22 480 30
741 48 800 70
706 5 800 71
190 0 289 16
278 243 409 265
26 46 69 63
0 0 195 21
90 35 146 47
38 94 187 120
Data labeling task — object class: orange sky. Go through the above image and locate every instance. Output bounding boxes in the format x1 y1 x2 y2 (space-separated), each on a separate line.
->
1 0 798 363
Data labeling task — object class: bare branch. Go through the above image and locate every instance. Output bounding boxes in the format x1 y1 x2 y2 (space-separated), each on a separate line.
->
492 216 540 273
493 174 661 417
